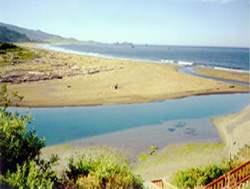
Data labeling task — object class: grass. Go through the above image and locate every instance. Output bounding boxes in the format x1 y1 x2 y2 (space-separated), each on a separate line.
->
138 154 150 161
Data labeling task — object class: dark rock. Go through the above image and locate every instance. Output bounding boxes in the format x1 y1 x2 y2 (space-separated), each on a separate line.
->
12 60 20 65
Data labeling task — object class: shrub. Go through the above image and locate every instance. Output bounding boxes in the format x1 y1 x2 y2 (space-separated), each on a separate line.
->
0 42 20 51
64 153 144 188
0 156 60 189
171 164 230 188
0 84 45 175
0 106 45 175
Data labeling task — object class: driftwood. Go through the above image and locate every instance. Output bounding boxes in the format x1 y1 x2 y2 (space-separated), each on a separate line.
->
0 73 63 84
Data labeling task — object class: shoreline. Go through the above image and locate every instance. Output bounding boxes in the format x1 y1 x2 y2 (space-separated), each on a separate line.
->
2 43 249 108
8 91 250 108
38 43 250 74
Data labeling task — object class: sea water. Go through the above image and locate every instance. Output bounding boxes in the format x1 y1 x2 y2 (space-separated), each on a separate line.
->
48 43 249 71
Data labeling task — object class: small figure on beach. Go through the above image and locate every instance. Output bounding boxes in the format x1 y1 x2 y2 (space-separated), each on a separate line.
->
114 83 118 89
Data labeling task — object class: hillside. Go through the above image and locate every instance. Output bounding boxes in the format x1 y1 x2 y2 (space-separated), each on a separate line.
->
0 22 78 43
0 26 30 42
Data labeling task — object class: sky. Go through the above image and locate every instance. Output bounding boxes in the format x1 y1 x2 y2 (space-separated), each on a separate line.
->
0 0 249 47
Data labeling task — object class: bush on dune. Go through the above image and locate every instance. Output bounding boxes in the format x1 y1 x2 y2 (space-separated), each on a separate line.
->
0 42 21 53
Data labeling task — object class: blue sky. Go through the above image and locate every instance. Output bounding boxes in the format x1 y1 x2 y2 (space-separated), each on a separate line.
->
0 0 249 47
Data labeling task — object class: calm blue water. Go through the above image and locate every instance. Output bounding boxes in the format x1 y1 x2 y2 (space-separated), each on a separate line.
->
12 93 250 146
53 44 249 71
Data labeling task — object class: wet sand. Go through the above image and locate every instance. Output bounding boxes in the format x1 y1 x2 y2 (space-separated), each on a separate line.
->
67 118 221 155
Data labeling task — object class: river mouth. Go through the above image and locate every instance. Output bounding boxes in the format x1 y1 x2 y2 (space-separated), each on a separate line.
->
10 93 250 147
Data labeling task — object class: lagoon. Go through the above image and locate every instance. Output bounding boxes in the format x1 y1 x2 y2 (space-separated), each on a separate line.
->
12 93 250 146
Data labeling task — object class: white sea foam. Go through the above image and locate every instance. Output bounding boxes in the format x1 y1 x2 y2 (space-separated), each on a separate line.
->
38 44 109 58
160 59 194 66
38 44 161 64
213 66 250 73
178 61 194 66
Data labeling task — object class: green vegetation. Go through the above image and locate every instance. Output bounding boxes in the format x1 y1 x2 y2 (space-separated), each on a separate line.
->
0 42 37 65
170 144 250 188
0 84 143 188
0 157 60 189
138 154 150 161
170 163 231 188
64 153 143 188
138 145 159 161
148 145 158 155
0 42 21 54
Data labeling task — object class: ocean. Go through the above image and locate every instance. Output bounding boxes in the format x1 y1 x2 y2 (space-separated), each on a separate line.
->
43 43 250 72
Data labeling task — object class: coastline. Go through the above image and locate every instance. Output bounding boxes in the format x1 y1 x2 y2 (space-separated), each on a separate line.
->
2 43 249 108
38 43 250 74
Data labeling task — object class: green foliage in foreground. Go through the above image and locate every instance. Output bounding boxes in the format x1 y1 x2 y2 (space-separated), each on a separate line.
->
0 156 60 189
0 84 45 175
64 153 144 188
171 164 230 188
0 110 45 174
170 144 250 189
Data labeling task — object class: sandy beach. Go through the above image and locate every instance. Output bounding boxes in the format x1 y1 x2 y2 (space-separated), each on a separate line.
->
1 44 249 107
212 104 250 156
195 68 250 84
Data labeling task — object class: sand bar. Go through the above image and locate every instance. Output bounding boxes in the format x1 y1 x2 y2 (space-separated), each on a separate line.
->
195 68 250 84
1 45 249 107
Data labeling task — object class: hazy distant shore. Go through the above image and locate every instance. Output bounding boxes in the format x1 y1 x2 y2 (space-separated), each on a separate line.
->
2 43 248 107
